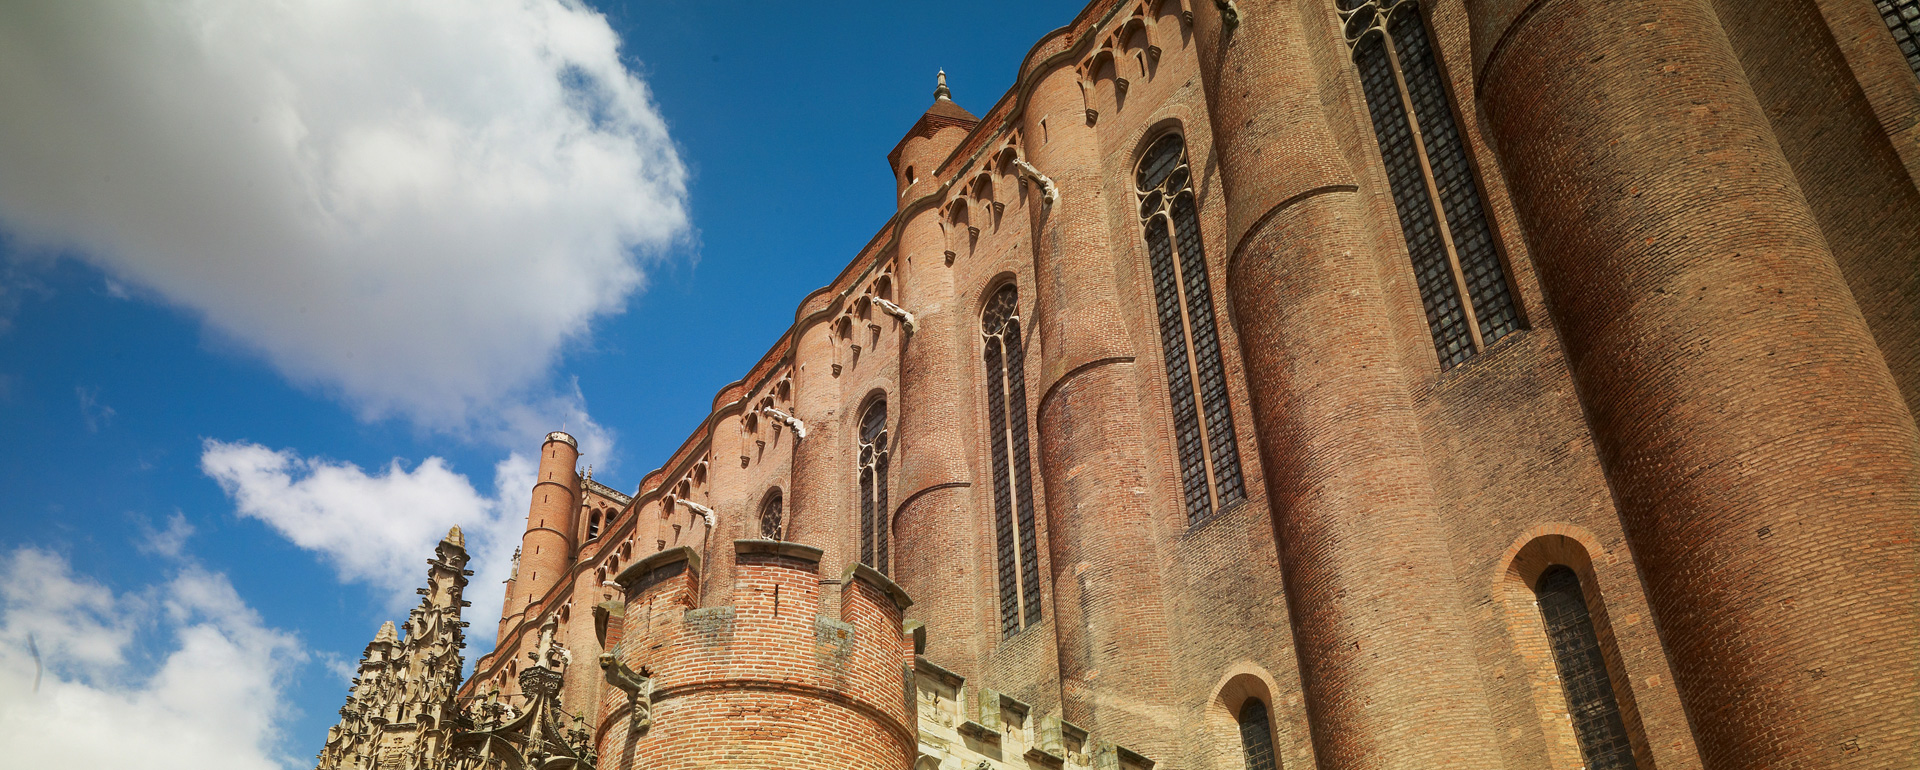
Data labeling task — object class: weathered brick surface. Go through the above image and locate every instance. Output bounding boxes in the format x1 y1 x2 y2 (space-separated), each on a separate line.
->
448 3 1920 770
1712 0 1920 417
1469 0 1920 767
595 544 914 770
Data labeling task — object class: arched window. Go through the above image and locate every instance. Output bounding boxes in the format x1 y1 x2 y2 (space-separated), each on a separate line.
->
1536 565 1637 770
1135 132 1246 524
586 509 601 540
1338 0 1519 369
858 401 890 574
1237 698 1279 770
982 283 1044 635
760 489 784 540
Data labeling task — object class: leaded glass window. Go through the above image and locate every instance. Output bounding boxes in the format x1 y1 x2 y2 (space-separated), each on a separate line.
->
1339 0 1519 369
1880 0 1920 77
759 489 783 541
983 283 1044 635
858 401 890 574
1136 133 1246 524
1536 566 1637 770
1238 699 1279 770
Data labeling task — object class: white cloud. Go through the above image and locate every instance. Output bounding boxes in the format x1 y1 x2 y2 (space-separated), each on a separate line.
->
0 548 307 770
201 440 540 655
0 0 689 430
135 511 198 559
76 385 116 432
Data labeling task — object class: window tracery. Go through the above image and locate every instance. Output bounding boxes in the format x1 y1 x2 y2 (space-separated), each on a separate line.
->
858 401 891 574
1339 0 1519 369
1135 132 1246 523
982 283 1044 635
760 489 784 541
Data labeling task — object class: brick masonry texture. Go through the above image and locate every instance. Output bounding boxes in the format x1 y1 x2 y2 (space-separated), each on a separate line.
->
425 1 1920 769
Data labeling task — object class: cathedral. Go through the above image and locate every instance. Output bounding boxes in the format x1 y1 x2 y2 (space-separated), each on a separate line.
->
314 0 1920 768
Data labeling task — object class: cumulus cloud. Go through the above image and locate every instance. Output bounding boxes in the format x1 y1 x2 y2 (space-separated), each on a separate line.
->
0 0 689 429
0 548 306 770
201 440 539 652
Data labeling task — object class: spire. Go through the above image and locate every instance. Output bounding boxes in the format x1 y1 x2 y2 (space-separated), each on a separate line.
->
444 526 465 549
933 69 951 102
375 620 399 644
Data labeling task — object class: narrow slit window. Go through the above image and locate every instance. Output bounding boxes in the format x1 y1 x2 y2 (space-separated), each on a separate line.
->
858 401 890 574
1536 565 1638 770
983 283 1044 635
759 489 783 541
1339 0 1520 369
1238 698 1279 770
1135 132 1246 524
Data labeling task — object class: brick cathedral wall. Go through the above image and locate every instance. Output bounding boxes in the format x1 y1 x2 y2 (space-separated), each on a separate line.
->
1711 0 1920 416
451 2 1920 769
1467 0 1920 767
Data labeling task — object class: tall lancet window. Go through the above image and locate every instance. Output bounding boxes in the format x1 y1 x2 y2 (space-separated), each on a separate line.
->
1136 132 1246 524
982 283 1044 635
1536 566 1638 770
1339 0 1520 369
858 401 890 574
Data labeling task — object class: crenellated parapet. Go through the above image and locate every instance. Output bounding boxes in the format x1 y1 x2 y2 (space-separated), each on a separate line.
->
593 540 917 770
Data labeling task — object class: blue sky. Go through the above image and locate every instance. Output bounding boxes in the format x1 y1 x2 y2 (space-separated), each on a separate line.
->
0 1 1080 766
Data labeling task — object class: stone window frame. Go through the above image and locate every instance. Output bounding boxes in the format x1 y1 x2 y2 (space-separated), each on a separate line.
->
758 487 785 541
1133 129 1247 524
980 279 1045 636
857 397 891 574
1337 0 1524 369
1498 528 1654 770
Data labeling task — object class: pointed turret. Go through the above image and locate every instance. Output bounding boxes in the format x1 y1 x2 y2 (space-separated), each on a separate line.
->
889 69 979 204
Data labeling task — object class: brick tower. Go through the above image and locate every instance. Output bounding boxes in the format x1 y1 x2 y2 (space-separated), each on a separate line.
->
500 431 581 639
593 540 916 770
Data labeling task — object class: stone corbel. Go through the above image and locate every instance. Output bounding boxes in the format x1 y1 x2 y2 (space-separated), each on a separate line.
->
761 406 807 440
1012 159 1058 207
870 297 919 334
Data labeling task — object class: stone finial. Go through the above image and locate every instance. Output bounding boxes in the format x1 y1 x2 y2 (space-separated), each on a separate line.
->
934 69 952 102
444 526 465 549
375 621 399 644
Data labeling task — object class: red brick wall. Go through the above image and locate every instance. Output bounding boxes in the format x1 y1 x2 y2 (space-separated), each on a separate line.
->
456 3 1920 770
596 544 914 770
1468 0 1920 767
